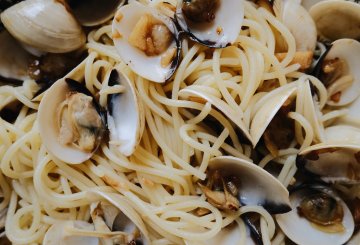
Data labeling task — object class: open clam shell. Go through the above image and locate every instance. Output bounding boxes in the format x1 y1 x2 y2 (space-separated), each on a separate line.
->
175 0 244 48
112 2 181 83
38 64 106 164
66 0 125 27
43 221 99 245
208 156 291 214
107 69 145 156
297 142 360 184
316 39 360 106
250 83 297 147
276 185 354 245
309 0 360 42
90 190 150 244
325 125 360 144
273 0 317 52
1 0 86 53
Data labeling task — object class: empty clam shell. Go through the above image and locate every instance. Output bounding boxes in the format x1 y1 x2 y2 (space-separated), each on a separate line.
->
175 0 244 48
112 2 181 83
107 69 145 156
208 156 291 214
276 185 354 245
309 0 360 42
250 82 297 147
38 63 106 164
1 0 86 53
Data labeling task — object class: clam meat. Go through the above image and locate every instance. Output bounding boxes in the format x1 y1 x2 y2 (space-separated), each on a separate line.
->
112 2 181 83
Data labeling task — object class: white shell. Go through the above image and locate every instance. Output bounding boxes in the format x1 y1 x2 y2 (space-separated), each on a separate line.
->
310 0 360 41
107 69 145 156
323 39 360 106
301 0 323 10
43 221 99 245
274 0 317 51
299 143 360 184
0 31 30 81
176 0 244 48
68 0 125 26
250 83 297 147
1 0 86 53
209 156 291 213
276 187 354 245
325 125 360 144
89 190 150 244
38 61 100 164
112 2 180 83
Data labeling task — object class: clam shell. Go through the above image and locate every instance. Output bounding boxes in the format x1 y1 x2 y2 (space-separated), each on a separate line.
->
250 83 297 147
325 125 360 144
89 190 150 244
208 156 291 214
38 61 104 164
298 142 360 184
107 69 145 156
310 0 360 41
273 0 317 51
112 2 181 83
322 39 360 106
1 0 86 53
175 0 244 48
276 186 354 245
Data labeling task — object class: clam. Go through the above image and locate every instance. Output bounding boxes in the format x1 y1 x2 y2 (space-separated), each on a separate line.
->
309 0 360 42
66 0 125 26
250 83 297 147
107 69 145 156
0 30 30 82
324 125 360 144
43 221 99 245
112 1 181 83
89 190 150 244
297 142 360 184
276 185 355 245
201 156 291 214
314 39 360 106
1 0 86 53
273 0 317 52
175 0 244 48
38 76 106 164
